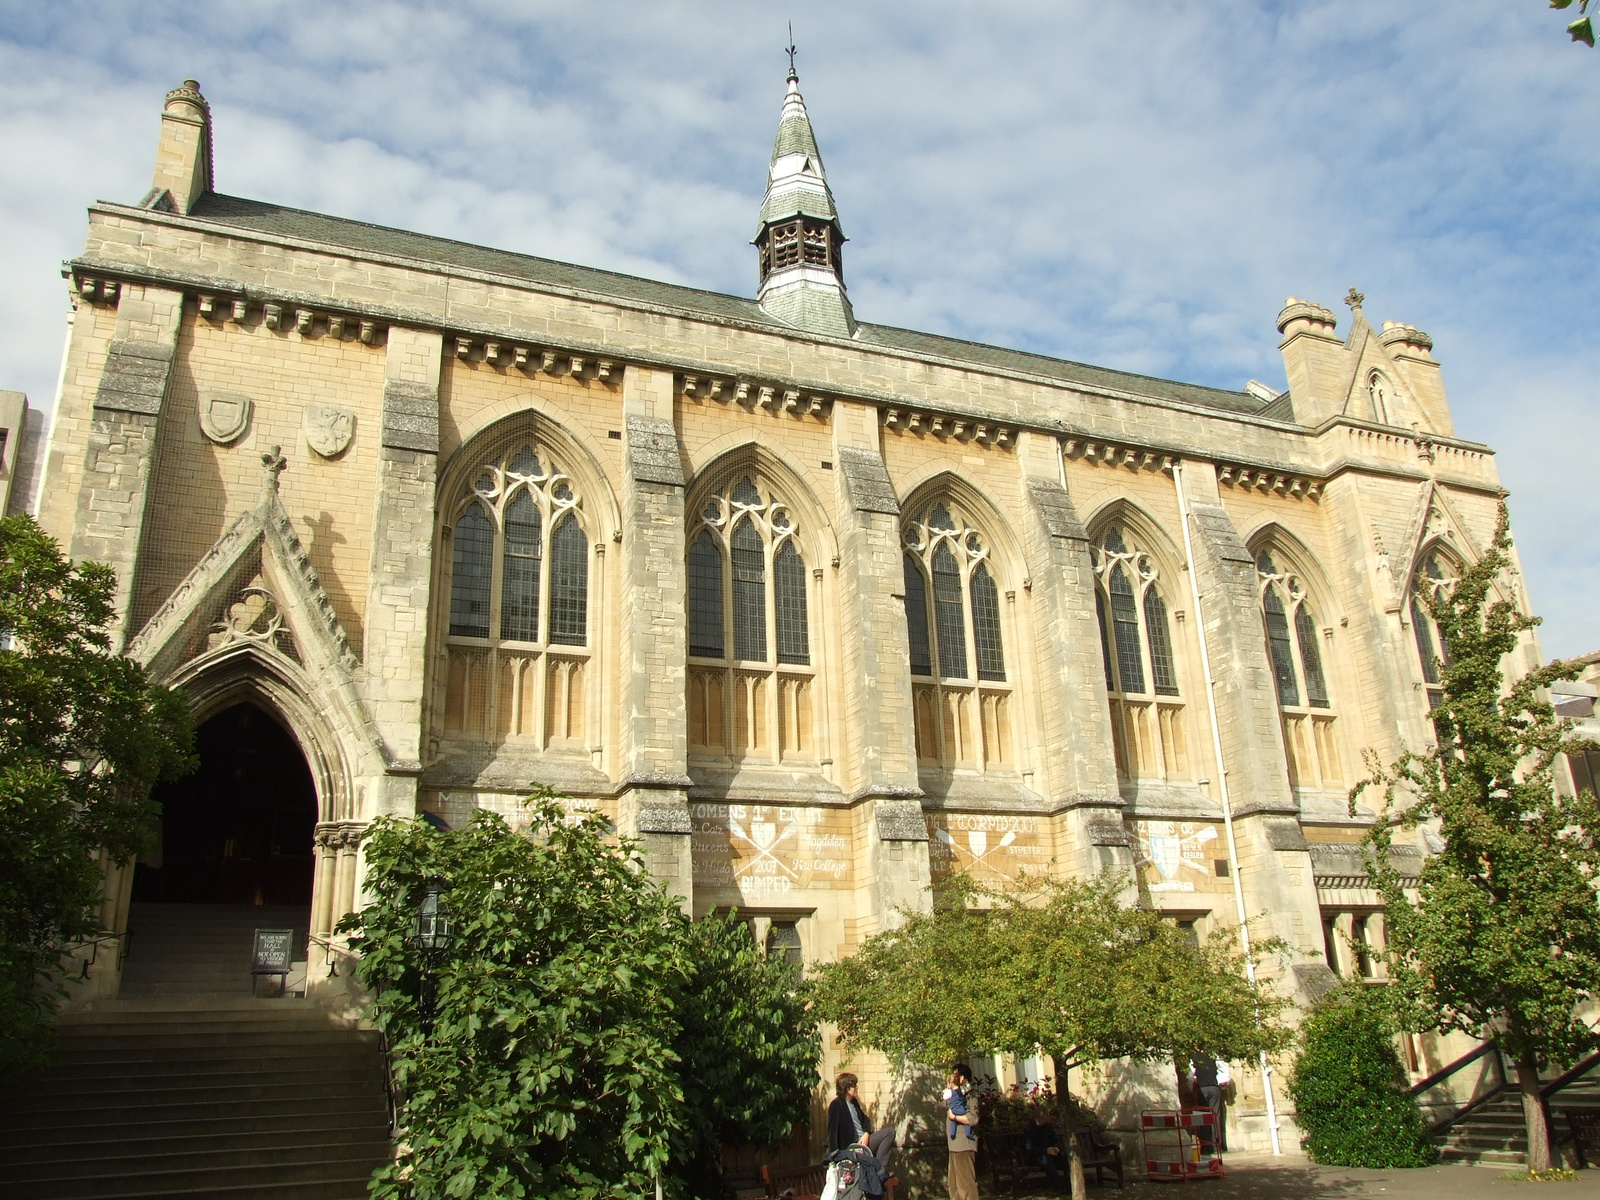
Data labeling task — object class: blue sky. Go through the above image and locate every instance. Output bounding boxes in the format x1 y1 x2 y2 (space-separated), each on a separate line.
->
2 1 1597 655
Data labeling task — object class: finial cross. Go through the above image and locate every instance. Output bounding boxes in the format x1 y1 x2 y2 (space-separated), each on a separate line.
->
786 23 797 76
1344 286 1365 310
261 444 288 494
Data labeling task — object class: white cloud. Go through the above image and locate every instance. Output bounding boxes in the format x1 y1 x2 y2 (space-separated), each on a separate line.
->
1 0 1596 653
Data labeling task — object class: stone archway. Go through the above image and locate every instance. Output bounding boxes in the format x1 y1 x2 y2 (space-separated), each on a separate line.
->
136 701 318 906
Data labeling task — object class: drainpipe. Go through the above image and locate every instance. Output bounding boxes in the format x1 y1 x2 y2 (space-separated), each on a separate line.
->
1172 460 1283 1157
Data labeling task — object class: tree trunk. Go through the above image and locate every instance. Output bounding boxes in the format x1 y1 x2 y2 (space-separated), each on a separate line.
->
1517 1046 1553 1172
1052 1055 1088 1200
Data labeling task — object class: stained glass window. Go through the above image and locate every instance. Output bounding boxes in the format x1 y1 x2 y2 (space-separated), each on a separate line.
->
449 503 493 638
971 563 1005 682
548 514 588 646
1109 564 1146 696
1296 606 1329 708
1264 585 1300 706
905 554 932 677
1145 587 1178 696
731 517 767 662
688 529 724 658
500 490 542 641
775 542 809 665
932 543 968 679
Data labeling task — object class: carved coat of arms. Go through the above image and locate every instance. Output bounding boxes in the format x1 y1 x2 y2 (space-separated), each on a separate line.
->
302 404 355 458
198 392 253 444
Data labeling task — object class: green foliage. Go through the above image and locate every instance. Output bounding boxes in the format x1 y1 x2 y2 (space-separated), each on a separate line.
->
343 793 819 1200
811 872 1288 1072
673 913 820 1200
0 515 194 1075
1551 0 1596 48
1354 505 1600 1075
1285 986 1436 1168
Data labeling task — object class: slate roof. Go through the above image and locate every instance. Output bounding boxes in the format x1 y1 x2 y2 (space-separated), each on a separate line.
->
181 192 1271 419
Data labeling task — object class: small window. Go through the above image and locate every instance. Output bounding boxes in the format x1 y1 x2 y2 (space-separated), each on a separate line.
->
765 920 803 981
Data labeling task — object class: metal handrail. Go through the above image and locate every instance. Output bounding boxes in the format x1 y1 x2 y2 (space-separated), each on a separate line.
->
1408 1038 1498 1098
1540 1049 1600 1101
1406 1039 1510 1136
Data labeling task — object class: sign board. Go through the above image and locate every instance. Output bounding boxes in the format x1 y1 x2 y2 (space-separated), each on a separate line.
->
252 928 294 976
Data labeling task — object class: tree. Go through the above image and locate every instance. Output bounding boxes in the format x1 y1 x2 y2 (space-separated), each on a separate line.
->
1285 986 1436 1167
673 913 820 1200
0 515 193 1075
1551 0 1597 48
1354 504 1600 1172
344 794 819 1200
812 872 1288 1196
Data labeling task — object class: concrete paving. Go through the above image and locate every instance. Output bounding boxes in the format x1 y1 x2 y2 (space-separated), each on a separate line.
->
1019 1153 1600 1199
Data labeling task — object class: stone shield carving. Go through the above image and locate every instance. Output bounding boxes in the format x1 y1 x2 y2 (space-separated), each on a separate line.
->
198 392 252 444
302 404 355 458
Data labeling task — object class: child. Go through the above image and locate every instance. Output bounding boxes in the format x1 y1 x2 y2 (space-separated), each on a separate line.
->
944 1077 973 1142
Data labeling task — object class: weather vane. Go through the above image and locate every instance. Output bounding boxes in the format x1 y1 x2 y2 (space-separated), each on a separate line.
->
786 22 797 76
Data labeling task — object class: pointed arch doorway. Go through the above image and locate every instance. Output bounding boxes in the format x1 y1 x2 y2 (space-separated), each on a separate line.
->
138 702 317 905
125 702 317 996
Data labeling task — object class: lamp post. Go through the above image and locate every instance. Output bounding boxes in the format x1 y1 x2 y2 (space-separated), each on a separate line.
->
408 877 452 1035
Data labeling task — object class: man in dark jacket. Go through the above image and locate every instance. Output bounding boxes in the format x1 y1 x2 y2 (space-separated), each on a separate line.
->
1023 1112 1065 1189
827 1072 895 1193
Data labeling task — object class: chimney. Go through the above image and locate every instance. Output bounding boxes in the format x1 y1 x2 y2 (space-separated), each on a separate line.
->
148 79 212 215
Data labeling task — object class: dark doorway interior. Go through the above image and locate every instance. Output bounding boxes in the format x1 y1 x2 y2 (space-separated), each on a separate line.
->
135 702 317 905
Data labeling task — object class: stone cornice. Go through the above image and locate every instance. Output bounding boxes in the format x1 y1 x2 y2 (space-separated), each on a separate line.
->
69 219 1498 490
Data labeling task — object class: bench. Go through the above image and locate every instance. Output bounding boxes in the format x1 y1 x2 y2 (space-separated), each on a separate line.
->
1565 1109 1600 1169
761 1161 900 1200
983 1128 1124 1193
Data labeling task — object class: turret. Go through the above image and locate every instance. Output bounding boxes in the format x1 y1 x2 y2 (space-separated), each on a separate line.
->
754 63 855 337
145 79 212 215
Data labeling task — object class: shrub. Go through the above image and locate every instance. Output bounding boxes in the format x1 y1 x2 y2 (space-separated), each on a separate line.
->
1285 987 1436 1167
344 793 818 1200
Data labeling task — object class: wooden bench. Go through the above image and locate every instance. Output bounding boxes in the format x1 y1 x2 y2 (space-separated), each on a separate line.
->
761 1161 900 1200
983 1128 1124 1193
1564 1109 1600 1169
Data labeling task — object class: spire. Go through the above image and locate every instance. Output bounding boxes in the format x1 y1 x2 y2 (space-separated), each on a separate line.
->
754 50 854 337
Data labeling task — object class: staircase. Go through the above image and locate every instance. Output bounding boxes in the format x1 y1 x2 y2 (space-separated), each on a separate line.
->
0 998 391 1198
1435 1062 1600 1167
120 904 311 997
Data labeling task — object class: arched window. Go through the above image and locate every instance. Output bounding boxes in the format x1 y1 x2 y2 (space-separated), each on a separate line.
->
1092 525 1188 783
903 502 1013 771
1411 551 1456 712
687 474 817 763
1367 370 1392 425
441 443 591 748
1257 548 1341 790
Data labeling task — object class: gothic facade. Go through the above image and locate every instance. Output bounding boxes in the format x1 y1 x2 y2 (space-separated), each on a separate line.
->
27 74 1539 1153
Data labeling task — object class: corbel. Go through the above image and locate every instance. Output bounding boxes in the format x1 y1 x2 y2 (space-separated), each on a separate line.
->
264 304 283 331
597 360 615 382
455 336 474 359
295 309 315 336
735 381 753 405
514 346 532 369
569 356 587 378
484 341 501 364
758 386 776 409
232 299 249 322
197 295 218 318
359 320 378 344
683 374 700 397
541 351 559 373
328 315 346 340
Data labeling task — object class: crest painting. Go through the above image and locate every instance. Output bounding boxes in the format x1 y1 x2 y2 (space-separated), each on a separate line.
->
197 392 252 444
302 404 355 458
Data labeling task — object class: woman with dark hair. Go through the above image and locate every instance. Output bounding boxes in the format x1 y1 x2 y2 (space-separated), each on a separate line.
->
827 1071 896 1183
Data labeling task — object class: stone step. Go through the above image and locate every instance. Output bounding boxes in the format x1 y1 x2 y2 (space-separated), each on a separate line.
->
0 1091 385 1133
49 1028 371 1052
6 1062 384 1099
7 1153 385 1200
4 1137 393 1185
0 1108 386 1151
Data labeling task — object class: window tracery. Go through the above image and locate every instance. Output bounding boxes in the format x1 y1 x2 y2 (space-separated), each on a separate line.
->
441 443 591 748
903 502 1013 772
1092 525 1189 783
1256 548 1341 790
687 474 817 763
1411 551 1456 712
1367 370 1392 425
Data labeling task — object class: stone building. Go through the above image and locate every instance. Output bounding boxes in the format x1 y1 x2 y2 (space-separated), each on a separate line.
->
29 73 1539 1154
